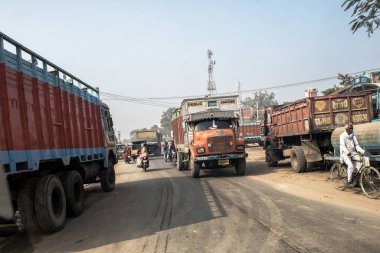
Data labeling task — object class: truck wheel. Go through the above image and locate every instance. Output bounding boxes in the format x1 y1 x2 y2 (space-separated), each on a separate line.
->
177 152 184 171
35 175 66 233
235 159 246 176
190 159 200 178
61 171 84 217
17 178 41 233
265 146 278 167
100 159 116 192
291 146 307 173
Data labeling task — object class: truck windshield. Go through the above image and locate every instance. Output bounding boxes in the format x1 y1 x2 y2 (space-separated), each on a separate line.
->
132 144 141 150
195 120 231 131
116 144 126 152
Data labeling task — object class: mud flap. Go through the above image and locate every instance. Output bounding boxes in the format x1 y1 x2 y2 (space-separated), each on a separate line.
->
301 139 322 163
0 167 13 219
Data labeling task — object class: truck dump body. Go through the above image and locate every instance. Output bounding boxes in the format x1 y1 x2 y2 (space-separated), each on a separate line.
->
270 93 372 138
171 114 184 146
0 33 106 174
133 130 162 156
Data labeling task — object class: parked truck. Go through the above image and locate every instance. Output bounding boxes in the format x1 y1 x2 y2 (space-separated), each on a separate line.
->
0 32 117 233
263 92 374 172
171 95 247 178
239 121 263 145
132 130 162 156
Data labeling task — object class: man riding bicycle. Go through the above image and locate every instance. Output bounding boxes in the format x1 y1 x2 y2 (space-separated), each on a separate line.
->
339 123 365 187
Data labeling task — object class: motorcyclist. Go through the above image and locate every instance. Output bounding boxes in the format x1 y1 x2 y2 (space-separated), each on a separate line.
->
169 141 176 161
340 123 365 187
136 143 149 166
140 143 149 158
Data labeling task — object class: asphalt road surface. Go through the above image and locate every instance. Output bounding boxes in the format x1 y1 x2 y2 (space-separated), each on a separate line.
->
2 157 380 253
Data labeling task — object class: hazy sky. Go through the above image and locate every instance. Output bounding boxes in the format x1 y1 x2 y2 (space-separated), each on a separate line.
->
1 0 379 139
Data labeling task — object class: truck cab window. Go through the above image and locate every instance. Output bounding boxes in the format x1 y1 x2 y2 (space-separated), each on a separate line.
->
195 120 231 131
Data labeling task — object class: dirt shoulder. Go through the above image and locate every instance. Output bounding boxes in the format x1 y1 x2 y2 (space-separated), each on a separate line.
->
246 147 380 215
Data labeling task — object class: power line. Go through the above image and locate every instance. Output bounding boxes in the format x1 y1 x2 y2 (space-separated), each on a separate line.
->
100 67 380 106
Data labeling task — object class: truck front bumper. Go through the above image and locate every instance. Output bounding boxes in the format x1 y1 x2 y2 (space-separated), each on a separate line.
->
194 153 248 161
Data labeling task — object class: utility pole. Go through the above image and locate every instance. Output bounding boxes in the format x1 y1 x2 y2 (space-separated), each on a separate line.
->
256 101 259 122
207 49 216 96
117 131 121 144
238 81 243 122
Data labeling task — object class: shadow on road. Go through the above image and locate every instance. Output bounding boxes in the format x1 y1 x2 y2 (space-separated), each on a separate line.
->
13 169 227 253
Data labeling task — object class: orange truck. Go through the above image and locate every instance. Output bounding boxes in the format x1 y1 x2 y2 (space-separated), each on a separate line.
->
171 95 247 178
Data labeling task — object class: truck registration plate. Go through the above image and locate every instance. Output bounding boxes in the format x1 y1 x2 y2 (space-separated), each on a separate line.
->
218 159 229 166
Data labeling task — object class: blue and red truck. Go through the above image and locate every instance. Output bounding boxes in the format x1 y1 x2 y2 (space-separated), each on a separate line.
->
0 32 117 233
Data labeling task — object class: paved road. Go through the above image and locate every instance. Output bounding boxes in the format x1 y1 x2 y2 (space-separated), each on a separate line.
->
2 157 380 253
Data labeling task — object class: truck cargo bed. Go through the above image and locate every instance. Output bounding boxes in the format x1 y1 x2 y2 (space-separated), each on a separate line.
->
270 93 372 138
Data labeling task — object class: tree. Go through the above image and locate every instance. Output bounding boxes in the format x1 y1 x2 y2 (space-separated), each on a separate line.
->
129 128 147 138
130 129 140 138
342 0 380 36
160 107 176 135
321 73 353 95
241 90 278 108
241 91 278 121
150 124 160 130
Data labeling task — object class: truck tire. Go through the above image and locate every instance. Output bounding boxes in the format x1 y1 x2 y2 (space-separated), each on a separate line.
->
190 158 200 178
291 146 307 173
100 159 116 192
61 171 84 217
177 152 184 171
35 175 66 233
265 146 278 167
17 178 41 233
235 158 246 176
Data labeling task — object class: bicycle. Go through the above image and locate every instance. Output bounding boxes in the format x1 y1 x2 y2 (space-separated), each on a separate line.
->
330 152 380 199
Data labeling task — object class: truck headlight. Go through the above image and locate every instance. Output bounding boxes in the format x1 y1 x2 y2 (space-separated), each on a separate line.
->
197 147 205 154
236 145 244 150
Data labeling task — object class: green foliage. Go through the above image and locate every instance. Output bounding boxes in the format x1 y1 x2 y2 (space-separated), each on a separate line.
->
342 0 380 36
150 124 160 130
321 85 341 96
321 73 354 95
241 90 278 108
130 129 140 138
160 107 176 135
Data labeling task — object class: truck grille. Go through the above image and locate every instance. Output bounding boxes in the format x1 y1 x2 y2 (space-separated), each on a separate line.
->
207 136 234 153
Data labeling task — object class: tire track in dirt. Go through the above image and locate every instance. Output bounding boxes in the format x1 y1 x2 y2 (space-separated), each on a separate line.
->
139 160 174 253
224 177 311 253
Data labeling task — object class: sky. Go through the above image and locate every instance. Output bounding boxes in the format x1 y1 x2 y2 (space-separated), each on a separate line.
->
1 0 379 140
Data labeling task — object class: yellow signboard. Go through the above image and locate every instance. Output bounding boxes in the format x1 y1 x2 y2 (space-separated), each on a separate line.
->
351 97 365 109
332 98 348 110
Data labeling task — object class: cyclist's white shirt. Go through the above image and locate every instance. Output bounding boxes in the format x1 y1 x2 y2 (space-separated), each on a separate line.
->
339 131 364 158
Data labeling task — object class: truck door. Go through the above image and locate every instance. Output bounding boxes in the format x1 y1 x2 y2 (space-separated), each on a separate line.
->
101 106 116 148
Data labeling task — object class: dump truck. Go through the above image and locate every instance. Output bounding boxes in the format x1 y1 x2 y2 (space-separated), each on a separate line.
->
132 130 162 156
0 32 117 233
239 121 263 145
171 95 247 178
263 92 374 172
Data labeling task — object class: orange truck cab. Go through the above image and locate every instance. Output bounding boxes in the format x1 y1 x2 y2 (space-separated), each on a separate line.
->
171 95 248 178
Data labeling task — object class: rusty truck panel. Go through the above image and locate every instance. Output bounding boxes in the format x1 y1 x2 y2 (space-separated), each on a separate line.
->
171 114 184 145
271 93 372 138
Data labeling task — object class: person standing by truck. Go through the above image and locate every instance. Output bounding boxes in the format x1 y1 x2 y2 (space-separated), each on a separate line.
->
340 123 365 187
164 142 169 162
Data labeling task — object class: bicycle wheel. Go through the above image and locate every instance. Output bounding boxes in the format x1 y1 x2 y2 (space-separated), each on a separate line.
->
360 167 380 199
330 163 347 191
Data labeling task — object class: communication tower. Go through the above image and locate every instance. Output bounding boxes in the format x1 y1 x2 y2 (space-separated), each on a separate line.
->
207 49 216 96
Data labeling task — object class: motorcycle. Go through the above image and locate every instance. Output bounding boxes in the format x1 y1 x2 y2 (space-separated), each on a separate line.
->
136 155 149 172
122 152 132 164
171 150 177 166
